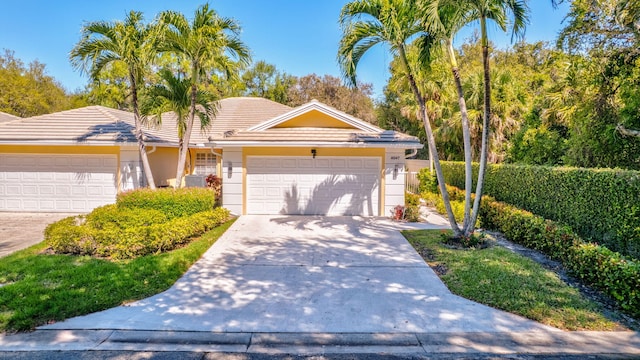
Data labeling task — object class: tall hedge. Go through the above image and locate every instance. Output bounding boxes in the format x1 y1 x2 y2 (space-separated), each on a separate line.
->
440 162 640 259
116 187 216 219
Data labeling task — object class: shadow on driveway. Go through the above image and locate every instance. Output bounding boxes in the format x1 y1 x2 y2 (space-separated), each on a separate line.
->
42 215 558 334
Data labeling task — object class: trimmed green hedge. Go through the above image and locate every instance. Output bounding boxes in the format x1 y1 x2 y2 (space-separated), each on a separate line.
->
116 188 216 219
85 204 168 230
479 195 640 318
440 162 640 259
45 208 230 259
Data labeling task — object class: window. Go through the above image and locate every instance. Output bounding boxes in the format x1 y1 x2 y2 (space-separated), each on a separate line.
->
195 152 216 175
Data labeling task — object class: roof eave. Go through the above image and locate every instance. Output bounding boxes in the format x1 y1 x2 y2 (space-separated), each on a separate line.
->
208 140 423 149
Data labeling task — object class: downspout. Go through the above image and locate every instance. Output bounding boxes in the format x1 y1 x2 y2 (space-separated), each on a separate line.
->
405 148 418 159
210 147 222 158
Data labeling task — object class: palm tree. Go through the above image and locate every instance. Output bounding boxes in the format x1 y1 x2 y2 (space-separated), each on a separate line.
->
70 11 158 189
338 0 461 235
459 0 528 235
141 69 217 145
419 1 476 232
158 4 250 187
424 0 527 234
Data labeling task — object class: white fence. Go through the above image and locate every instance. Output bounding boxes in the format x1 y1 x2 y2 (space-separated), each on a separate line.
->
405 159 430 194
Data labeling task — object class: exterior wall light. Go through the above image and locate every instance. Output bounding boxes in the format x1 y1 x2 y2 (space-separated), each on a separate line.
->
311 149 317 159
227 162 233 178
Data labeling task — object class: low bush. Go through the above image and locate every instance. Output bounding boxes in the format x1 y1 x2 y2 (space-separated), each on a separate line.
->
479 193 640 318
440 161 640 259
404 192 421 222
417 168 438 194
85 204 168 230
46 207 230 260
116 188 216 219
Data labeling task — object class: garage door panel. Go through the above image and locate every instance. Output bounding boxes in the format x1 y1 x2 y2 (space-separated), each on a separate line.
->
72 158 87 167
40 200 55 210
0 154 117 212
5 173 20 181
23 185 38 195
247 156 380 216
315 159 330 168
40 185 55 195
281 159 297 168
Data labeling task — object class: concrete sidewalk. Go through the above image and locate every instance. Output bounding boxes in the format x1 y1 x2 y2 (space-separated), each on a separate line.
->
0 329 639 357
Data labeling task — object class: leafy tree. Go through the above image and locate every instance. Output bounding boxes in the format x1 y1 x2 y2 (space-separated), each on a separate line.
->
242 60 296 104
159 3 250 187
0 49 71 117
287 74 377 124
556 0 640 169
80 61 130 109
70 11 159 188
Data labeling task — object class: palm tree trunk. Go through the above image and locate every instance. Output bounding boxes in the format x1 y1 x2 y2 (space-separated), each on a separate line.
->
130 74 156 189
398 46 461 235
467 17 491 235
175 82 198 188
448 39 473 231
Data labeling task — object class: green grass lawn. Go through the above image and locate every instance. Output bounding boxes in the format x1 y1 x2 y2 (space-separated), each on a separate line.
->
0 219 235 333
403 229 625 331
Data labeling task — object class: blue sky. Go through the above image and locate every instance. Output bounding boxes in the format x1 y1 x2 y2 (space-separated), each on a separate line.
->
0 1 569 99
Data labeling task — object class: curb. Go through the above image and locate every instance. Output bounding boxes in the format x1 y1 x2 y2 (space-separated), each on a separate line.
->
1 330 639 356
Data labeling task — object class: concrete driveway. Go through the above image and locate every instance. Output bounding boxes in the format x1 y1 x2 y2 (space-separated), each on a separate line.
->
0 213 76 258
42 215 556 334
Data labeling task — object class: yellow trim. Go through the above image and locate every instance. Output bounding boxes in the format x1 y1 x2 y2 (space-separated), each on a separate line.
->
0 145 120 155
241 147 386 215
273 109 357 129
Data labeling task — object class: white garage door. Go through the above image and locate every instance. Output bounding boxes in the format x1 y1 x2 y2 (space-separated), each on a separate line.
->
246 156 380 216
0 153 118 212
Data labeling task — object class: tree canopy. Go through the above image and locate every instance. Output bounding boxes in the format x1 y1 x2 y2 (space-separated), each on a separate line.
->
0 49 77 117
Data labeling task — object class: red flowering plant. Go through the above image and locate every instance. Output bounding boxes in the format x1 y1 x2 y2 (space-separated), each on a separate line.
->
205 174 222 201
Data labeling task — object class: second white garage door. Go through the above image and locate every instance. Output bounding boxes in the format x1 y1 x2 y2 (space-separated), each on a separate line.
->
246 156 380 216
0 153 118 212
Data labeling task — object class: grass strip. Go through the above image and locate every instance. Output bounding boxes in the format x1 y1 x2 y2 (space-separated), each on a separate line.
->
0 219 235 333
403 229 623 331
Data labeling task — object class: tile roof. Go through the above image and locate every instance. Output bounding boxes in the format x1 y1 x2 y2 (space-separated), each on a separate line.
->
0 106 140 143
222 127 420 145
0 111 20 123
141 97 292 143
0 97 420 147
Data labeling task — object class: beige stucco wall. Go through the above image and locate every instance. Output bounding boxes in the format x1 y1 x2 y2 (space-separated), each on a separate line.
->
148 147 179 187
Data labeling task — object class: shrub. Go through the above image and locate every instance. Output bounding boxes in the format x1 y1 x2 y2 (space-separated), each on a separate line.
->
417 168 438 194
116 188 216 219
479 193 640 318
46 208 230 260
441 161 640 259
206 174 222 200
45 216 95 256
85 204 168 230
404 192 421 222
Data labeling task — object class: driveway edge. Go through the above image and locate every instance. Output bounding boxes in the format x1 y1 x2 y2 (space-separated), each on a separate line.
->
1 329 638 356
